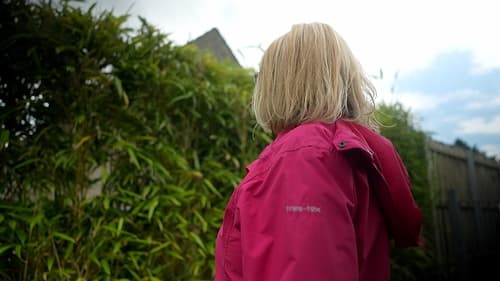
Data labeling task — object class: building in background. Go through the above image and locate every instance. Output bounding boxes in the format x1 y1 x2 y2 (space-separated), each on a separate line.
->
190 28 240 67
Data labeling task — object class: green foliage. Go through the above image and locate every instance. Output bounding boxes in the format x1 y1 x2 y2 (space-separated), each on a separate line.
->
0 0 268 280
376 102 443 281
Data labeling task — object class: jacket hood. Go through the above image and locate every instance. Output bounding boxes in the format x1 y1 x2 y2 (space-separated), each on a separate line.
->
332 120 423 248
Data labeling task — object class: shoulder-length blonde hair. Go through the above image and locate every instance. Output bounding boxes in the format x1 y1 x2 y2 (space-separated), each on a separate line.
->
253 23 378 135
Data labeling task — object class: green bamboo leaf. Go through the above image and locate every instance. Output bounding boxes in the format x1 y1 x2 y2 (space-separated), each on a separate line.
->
193 263 200 276
53 232 75 243
73 135 91 149
104 197 110 210
117 217 124 236
141 185 152 198
64 242 74 259
171 241 182 252
13 159 41 170
112 241 122 255
165 184 185 193
28 212 44 232
137 152 153 166
55 45 76 54
168 91 194 106
203 179 223 198
151 161 171 178
130 203 144 216
64 66 74 73
90 253 100 267
48 256 54 271
151 241 171 253
0 129 9 146
0 245 12 255
16 230 27 245
101 259 111 275
127 148 140 168
192 150 200 169
113 76 129 107
128 252 139 269
260 133 273 144
167 196 181 206
100 163 109 183
174 213 187 225
165 79 185 92
167 250 184 260
0 204 31 212
189 232 205 250
14 244 21 258
156 218 164 232
125 264 141 280
102 225 117 234
147 198 159 221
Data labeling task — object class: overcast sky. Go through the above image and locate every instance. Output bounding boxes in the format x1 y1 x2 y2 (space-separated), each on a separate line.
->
83 0 500 158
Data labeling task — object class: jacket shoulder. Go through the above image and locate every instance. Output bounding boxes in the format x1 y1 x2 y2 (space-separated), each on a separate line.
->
246 122 338 176
272 122 335 154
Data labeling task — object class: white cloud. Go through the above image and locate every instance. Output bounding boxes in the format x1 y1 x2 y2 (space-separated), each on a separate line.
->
397 92 441 111
481 144 500 158
466 95 500 110
459 115 500 134
378 89 478 112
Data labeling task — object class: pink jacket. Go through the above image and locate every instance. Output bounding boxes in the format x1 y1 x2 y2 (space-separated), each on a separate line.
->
215 120 422 281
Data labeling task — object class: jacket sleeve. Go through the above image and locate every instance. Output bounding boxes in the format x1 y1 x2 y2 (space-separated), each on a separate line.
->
238 147 360 281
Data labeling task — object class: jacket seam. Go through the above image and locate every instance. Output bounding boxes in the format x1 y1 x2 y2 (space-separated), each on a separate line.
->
271 144 334 159
222 187 242 281
246 145 335 182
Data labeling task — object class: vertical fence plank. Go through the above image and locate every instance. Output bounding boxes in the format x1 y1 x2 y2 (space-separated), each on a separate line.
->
447 189 468 281
425 138 443 265
466 149 484 252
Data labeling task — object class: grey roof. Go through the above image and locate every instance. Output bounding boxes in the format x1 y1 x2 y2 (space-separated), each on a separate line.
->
190 28 240 67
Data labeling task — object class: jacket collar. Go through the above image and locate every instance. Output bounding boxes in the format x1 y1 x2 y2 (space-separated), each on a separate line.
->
332 120 374 160
246 120 376 172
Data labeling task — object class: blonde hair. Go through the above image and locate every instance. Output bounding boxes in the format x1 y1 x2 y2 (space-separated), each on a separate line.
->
252 23 378 134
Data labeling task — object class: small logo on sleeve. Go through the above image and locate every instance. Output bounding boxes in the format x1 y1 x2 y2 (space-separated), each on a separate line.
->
286 205 321 213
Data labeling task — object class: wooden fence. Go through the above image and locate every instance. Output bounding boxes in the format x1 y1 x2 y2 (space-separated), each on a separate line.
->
426 139 500 280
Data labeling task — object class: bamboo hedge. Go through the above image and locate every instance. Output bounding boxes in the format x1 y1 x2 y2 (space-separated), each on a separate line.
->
0 1 268 279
